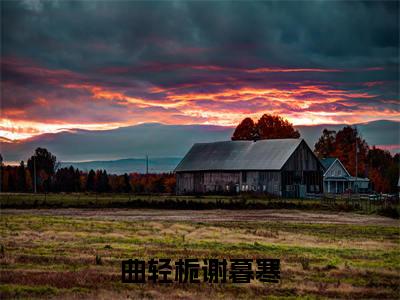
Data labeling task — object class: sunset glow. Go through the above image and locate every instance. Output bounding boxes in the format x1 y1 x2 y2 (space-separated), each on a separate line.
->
1 1 399 142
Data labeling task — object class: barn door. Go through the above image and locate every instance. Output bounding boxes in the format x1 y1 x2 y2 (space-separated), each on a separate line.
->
194 173 204 193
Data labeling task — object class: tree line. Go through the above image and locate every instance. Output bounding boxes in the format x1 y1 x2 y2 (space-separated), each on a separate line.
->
0 149 176 194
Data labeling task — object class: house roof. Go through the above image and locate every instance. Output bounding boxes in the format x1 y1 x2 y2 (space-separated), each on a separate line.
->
321 157 351 177
174 138 303 172
320 157 337 171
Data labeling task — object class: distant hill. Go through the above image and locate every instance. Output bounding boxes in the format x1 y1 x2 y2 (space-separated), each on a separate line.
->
297 120 399 149
60 157 182 174
2 120 399 172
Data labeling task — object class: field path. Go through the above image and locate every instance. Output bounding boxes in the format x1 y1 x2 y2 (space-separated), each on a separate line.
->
2 208 398 226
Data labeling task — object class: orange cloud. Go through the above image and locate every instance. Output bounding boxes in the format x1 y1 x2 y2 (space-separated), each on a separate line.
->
0 119 125 141
1 57 398 141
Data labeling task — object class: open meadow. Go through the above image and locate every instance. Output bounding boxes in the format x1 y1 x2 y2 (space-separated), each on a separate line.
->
1 198 399 299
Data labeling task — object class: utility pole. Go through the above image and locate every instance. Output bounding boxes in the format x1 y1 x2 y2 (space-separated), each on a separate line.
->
33 155 37 193
146 155 149 175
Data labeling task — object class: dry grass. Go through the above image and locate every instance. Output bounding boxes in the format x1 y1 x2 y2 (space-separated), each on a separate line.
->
0 209 399 299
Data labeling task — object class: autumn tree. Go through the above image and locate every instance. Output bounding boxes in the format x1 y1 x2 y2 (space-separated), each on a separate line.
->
231 117 256 140
333 126 368 177
315 126 368 176
256 114 300 139
164 175 176 193
232 114 300 141
367 147 398 193
314 129 336 158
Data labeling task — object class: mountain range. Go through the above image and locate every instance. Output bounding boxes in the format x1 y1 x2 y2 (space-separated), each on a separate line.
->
1 120 398 174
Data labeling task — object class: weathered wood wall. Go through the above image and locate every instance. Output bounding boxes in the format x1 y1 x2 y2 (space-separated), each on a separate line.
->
176 170 281 195
176 141 323 197
281 141 323 196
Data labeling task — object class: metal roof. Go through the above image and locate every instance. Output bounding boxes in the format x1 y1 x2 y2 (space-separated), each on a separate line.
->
174 139 303 172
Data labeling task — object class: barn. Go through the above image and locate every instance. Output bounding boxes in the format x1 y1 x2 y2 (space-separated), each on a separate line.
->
174 139 324 198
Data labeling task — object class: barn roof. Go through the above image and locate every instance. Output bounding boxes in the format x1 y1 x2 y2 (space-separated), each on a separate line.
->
175 138 303 172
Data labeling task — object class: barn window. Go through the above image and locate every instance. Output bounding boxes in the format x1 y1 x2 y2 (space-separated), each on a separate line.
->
242 172 247 183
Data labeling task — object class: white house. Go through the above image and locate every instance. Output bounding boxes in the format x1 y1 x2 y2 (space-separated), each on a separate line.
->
320 157 370 194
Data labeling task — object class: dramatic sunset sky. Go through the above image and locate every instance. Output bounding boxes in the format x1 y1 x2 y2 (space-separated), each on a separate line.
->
1 0 399 141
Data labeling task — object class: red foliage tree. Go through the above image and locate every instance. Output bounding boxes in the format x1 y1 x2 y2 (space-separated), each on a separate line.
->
231 114 300 141
333 126 368 177
314 129 336 158
231 117 256 140
314 126 399 193
256 114 300 139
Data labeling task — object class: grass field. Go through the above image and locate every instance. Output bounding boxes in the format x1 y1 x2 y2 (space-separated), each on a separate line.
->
1 207 399 299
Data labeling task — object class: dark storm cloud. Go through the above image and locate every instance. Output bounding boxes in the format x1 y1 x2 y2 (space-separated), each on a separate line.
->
2 1 398 71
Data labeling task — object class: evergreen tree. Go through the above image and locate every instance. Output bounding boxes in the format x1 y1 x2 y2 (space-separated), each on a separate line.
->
17 161 27 192
86 169 96 192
